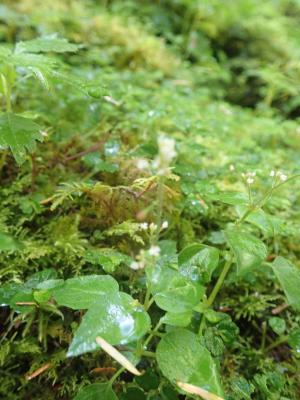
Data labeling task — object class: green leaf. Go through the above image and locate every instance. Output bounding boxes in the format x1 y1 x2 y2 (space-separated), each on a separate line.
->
288 329 300 352
0 113 43 164
179 243 219 283
146 264 204 313
0 232 21 252
67 292 150 357
161 311 192 327
225 228 267 275
74 383 118 400
15 37 81 54
84 248 131 273
235 206 284 236
271 257 300 311
53 275 119 309
269 317 286 335
156 329 223 397
209 191 248 206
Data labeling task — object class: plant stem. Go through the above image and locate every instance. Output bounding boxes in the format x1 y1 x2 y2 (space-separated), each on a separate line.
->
198 257 232 335
265 335 289 352
1 73 12 112
206 258 232 308
143 320 162 348
109 367 125 386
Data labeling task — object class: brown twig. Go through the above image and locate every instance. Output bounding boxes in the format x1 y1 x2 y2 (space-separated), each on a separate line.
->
26 363 52 381
272 303 288 315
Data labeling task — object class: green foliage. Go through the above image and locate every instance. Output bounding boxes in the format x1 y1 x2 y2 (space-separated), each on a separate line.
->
0 0 300 399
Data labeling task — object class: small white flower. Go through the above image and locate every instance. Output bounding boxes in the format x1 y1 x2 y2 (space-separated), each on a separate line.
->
130 261 141 270
158 136 177 164
136 158 150 170
241 173 246 178
40 131 48 137
280 173 287 181
246 177 254 185
140 222 149 230
149 223 158 233
162 221 169 229
229 164 235 171
148 245 161 257
270 170 276 177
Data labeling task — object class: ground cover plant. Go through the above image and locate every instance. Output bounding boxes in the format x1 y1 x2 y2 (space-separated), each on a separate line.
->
0 0 300 399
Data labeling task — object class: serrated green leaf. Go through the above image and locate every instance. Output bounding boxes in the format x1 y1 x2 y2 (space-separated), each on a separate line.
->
156 329 223 397
53 275 119 309
271 257 300 311
0 113 42 164
225 227 267 275
74 383 118 400
15 37 81 54
67 292 150 357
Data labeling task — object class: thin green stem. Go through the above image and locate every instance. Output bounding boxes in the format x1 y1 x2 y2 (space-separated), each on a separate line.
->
265 335 289 352
198 257 232 335
143 320 162 348
1 73 12 112
109 367 125 386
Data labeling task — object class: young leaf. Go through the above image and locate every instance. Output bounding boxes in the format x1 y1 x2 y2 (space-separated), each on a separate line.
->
15 37 81 54
156 329 223 397
67 292 150 357
74 383 118 400
0 113 42 164
53 275 119 309
271 257 300 311
225 227 267 275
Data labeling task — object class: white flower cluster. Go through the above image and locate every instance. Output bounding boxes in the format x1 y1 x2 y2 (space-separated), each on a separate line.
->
129 245 161 270
270 170 287 181
242 171 256 185
154 135 177 175
139 221 168 232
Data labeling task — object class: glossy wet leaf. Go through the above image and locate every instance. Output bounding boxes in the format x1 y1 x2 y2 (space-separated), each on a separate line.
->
271 257 300 311
156 329 223 397
225 228 267 275
146 264 204 313
53 275 119 309
179 243 219 283
74 383 118 400
67 292 150 357
235 206 283 236
209 192 248 206
0 113 43 164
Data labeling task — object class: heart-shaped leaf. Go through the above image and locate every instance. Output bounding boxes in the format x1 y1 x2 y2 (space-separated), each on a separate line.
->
53 275 119 309
225 228 267 275
156 329 223 397
271 257 300 311
67 292 150 357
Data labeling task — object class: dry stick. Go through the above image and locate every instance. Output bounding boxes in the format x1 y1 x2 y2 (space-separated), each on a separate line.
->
26 363 52 381
272 303 288 315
